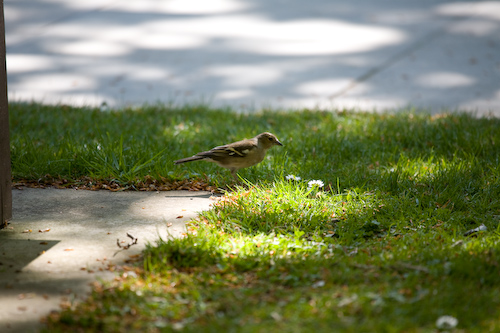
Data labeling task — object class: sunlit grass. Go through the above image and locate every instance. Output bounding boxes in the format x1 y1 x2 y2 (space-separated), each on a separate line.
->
10 102 500 332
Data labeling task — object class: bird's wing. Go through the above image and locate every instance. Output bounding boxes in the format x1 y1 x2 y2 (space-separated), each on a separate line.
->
200 139 257 160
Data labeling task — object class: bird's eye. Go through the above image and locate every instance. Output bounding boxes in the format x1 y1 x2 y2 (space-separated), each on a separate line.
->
268 137 273 141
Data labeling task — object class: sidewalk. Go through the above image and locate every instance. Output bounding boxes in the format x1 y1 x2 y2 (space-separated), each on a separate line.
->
5 0 500 115
0 188 213 332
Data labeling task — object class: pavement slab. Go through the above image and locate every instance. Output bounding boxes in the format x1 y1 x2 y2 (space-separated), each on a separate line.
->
0 188 214 332
5 0 500 114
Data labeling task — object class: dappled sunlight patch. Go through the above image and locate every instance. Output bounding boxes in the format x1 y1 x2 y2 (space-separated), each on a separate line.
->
199 183 453 243
46 210 500 331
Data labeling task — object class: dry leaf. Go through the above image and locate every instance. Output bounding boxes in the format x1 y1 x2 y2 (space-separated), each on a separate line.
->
40 241 48 245
60 301 71 310
64 248 74 252
167 223 173 227
22 229 32 233
176 216 183 219
39 228 51 233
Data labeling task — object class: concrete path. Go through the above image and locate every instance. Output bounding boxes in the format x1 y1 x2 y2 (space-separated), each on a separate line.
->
5 0 500 115
0 188 214 332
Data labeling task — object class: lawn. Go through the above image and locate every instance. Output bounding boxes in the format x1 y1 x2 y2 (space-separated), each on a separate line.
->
9 102 500 332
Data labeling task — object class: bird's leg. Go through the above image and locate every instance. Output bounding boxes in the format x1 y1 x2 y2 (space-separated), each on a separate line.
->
230 169 239 182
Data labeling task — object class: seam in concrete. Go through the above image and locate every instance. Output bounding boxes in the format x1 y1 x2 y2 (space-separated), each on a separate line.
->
329 17 465 100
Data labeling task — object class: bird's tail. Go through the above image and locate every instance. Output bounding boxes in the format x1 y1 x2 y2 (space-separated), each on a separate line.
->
174 156 205 164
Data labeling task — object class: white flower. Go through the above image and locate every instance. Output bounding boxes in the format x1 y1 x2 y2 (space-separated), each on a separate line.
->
286 174 301 181
308 180 324 188
436 315 458 330
99 102 110 112
312 280 325 288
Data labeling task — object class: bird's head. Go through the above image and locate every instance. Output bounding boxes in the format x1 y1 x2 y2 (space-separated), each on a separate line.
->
257 132 283 149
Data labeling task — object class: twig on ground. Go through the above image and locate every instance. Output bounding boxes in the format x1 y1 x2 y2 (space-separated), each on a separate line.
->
117 233 138 250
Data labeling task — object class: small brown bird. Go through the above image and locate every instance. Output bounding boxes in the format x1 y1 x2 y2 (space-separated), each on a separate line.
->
174 132 283 180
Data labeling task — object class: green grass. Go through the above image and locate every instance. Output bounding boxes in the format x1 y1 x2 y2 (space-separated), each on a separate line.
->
9 102 500 332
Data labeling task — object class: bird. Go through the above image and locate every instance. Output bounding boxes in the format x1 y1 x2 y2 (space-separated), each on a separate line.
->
174 132 283 181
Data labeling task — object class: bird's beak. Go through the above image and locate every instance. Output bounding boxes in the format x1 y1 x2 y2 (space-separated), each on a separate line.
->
276 140 283 146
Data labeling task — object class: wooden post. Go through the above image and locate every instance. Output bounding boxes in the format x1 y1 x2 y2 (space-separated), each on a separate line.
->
0 0 12 228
